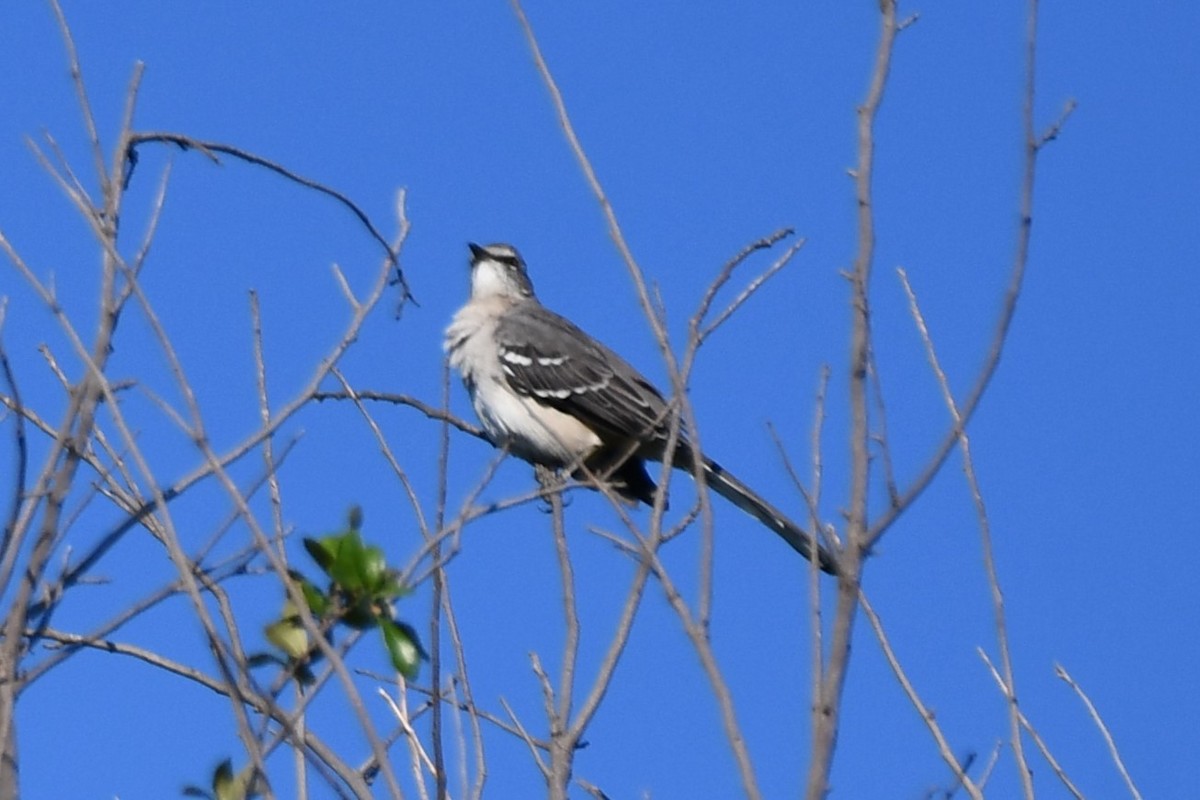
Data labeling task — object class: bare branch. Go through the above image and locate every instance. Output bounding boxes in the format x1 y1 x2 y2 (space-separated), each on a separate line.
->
508 0 675 369
124 131 414 306
331 369 433 539
977 651 1085 799
0 316 27 565
899 268 1033 796
36 628 230 696
1038 98 1078 148
47 0 106 187
697 228 791 315
867 347 900 508
313 389 484 438
1055 664 1143 800
806 2 899 796
807 367 832 705
36 130 92 210
859 591 983 800
429 360 455 800
499 696 550 779
379 685 438 799
866 0 1069 550
645 544 762 800
538 474 580 800
700 237 806 343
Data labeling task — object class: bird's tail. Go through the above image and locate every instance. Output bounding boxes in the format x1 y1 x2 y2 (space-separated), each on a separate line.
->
699 456 839 575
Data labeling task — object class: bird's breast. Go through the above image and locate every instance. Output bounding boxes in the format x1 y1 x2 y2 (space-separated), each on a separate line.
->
446 302 601 466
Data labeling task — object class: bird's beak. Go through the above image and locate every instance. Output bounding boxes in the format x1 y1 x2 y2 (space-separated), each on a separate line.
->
468 242 486 263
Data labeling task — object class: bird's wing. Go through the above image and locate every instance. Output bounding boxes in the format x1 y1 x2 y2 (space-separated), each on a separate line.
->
494 302 672 442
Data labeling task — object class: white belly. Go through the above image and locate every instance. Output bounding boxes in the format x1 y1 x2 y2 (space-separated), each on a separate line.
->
470 375 601 465
447 301 601 467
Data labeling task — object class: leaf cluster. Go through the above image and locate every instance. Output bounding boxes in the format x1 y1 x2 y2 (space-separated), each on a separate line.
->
263 508 425 683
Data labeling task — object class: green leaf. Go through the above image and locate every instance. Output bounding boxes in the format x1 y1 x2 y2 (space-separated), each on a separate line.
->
287 571 329 617
378 573 408 601
380 618 423 679
209 760 261 800
212 760 245 800
329 531 367 591
213 758 234 787
361 544 387 594
265 616 308 660
394 621 428 661
303 537 338 574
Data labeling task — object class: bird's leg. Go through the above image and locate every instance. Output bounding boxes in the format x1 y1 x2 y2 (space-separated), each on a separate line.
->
534 463 571 513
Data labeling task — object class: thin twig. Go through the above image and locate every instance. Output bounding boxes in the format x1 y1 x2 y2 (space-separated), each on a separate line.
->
859 591 983 800
37 130 92 212
430 361 452 800
0 318 27 566
865 0 1072 552
643 543 762 800
0 21 143 783
807 367 832 705
507 0 674 367
47 0 106 186
379 685 439 800
542 474 580 800
499 696 550 779
1055 663 1143 800
125 131 413 306
398 678 537 752
313 390 483 438
899 268 1033 796
977 650 1085 799
693 228 792 323
427 360 489 800
330 369 430 537
976 741 1003 790
35 628 231 696
701 238 806 341
566 554 654 747
867 347 899 508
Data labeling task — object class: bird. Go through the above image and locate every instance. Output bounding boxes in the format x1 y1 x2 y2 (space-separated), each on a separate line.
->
444 242 838 575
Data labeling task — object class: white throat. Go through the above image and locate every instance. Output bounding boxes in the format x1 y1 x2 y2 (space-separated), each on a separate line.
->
470 259 515 300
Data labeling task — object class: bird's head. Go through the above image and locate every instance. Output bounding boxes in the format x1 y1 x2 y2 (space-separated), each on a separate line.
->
467 242 536 301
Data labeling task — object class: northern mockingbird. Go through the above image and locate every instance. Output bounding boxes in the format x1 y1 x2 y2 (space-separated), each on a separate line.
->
445 242 838 575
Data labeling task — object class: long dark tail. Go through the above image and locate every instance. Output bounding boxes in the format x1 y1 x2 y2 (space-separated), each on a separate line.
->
700 456 839 575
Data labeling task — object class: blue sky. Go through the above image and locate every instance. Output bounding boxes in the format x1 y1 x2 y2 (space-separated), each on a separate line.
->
2 2 1197 798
